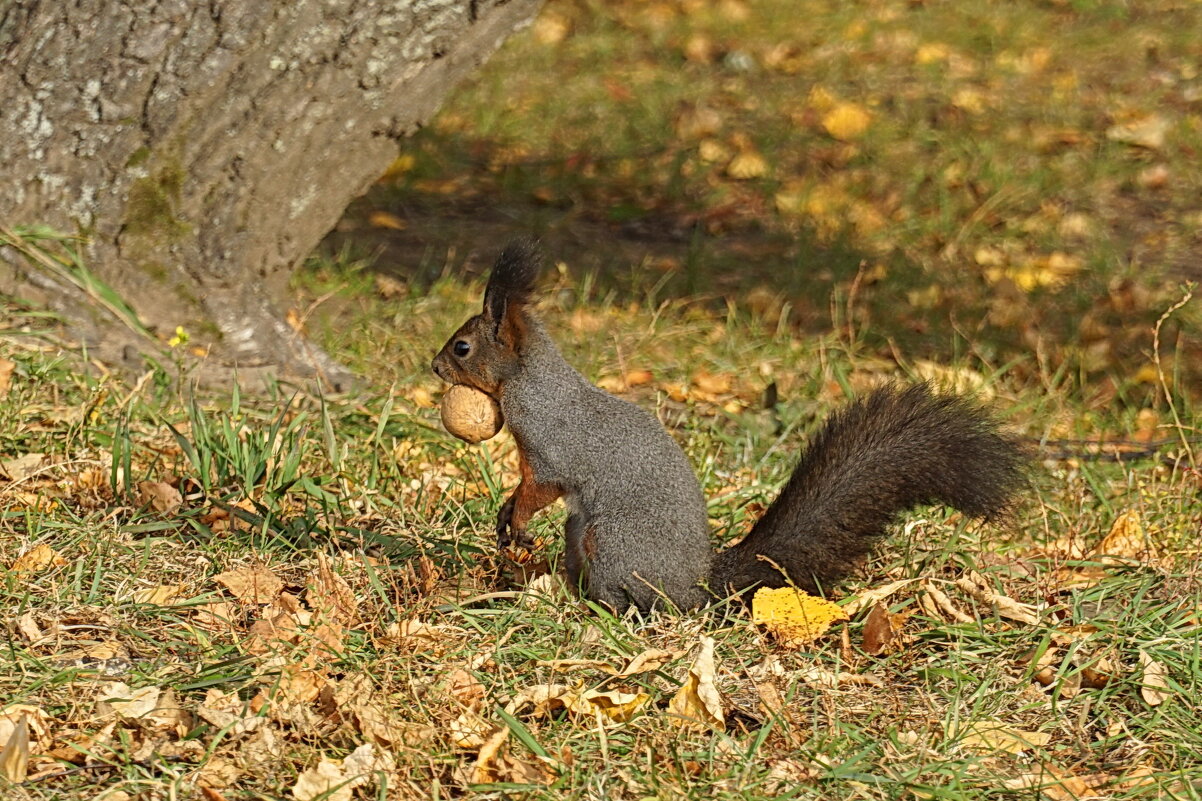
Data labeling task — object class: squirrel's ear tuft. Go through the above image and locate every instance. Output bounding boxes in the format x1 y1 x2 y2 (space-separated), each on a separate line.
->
484 237 542 324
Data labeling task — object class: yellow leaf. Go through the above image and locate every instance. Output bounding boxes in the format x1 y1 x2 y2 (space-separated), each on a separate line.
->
596 375 626 393
532 13 570 46
806 85 837 112
623 369 655 388
726 151 769 180
698 138 731 163
409 386 436 409
367 210 407 231
915 42 952 65
951 87 986 114
821 103 871 141
691 370 732 395
668 636 724 729
912 361 992 400
572 688 651 723
378 153 416 180
508 683 650 725
752 587 848 648
285 308 304 333
659 382 689 403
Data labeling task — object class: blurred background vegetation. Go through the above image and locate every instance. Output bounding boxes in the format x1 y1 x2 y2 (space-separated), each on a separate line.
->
317 0 1202 403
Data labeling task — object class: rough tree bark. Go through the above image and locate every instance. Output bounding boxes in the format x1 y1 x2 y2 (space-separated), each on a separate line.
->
0 0 543 389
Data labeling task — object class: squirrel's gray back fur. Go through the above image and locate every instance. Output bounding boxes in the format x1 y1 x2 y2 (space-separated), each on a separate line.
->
435 239 1025 615
501 321 712 611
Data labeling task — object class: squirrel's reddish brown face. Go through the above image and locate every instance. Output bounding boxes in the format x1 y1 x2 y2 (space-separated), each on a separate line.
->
432 315 507 398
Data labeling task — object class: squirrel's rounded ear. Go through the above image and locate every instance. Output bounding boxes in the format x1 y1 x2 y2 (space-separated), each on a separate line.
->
483 237 542 324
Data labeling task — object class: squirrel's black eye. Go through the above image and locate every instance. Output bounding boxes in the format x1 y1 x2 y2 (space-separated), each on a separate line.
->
453 340 471 357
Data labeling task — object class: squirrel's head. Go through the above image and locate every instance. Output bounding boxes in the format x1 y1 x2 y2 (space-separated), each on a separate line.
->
432 238 542 398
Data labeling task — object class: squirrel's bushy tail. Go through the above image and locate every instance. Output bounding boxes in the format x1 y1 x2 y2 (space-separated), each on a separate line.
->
710 383 1024 596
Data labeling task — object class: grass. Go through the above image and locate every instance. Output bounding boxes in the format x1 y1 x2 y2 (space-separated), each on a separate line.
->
333 0 1202 399
2 263 1200 798
3 0 1202 798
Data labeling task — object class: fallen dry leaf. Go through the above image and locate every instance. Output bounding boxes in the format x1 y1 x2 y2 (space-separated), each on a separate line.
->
367 210 406 230
698 138 732 164
0 705 49 749
196 689 263 736
1094 509 1157 564
14 612 41 643
9 543 67 575
691 369 732 395
138 480 182 514
842 578 919 617
334 674 434 749
445 668 487 708
291 757 354 801
959 722 1051 755
613 647 684 677
0 357 14 398
861 602 907 656
191 601 238 632
306 552 358 626
726 150 769 180
0 452 48 482
98 683 162 720
822 102 871 141
382 618 452 650
1002 764 1095 801
0 714 29 783
1139 651 1170 706
752 587 849 648
954 571 1041 625
623 368 655 388
509 684 651 725
215 566 284 605
129 583 186 605
1106 113 1171 150
374 274 407 300
451 709 497 750
918 579 976 625
409 386 437 409
911 362 992 400
668 636 724 729
796 665 883 690
468 725 554 786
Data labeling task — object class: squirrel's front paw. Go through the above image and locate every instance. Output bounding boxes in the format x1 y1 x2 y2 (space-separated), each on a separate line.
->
496 497 535 550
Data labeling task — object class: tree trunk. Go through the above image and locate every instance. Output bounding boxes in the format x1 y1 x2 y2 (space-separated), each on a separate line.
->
0 0 543 390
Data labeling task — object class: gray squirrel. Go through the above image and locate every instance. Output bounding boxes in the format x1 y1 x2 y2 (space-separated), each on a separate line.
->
432 239 1025 614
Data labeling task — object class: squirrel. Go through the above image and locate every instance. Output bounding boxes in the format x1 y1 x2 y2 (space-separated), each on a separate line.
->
432 239 1025 614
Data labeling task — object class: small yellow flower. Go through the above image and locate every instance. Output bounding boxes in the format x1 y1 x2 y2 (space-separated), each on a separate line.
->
168 326 190 348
